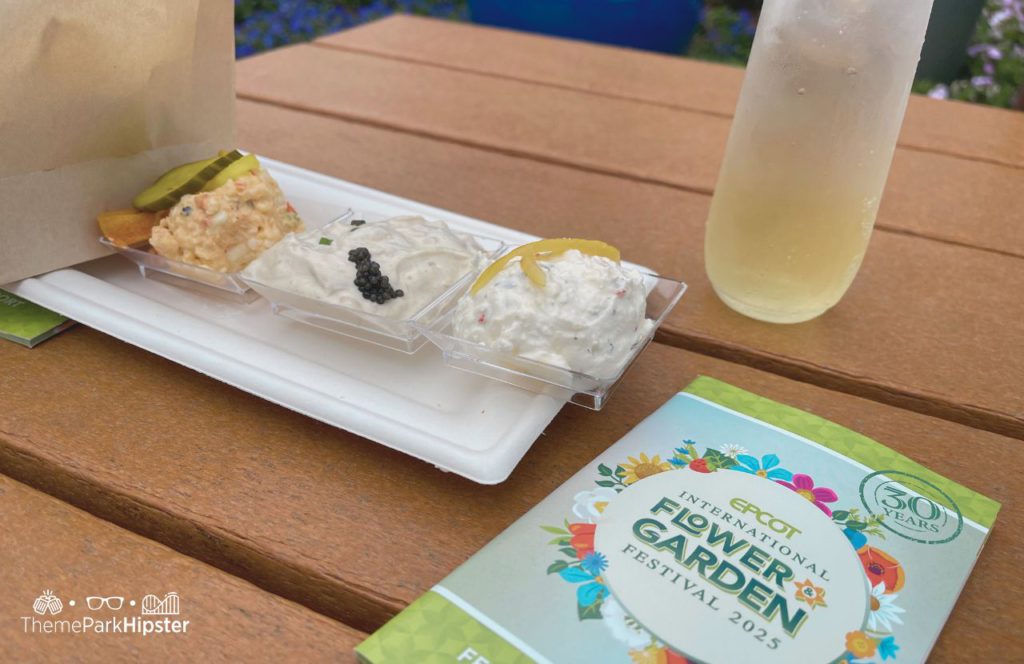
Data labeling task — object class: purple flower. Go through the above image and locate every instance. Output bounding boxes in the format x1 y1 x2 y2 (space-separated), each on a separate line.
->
968 43 1004 60
990 9 1013 28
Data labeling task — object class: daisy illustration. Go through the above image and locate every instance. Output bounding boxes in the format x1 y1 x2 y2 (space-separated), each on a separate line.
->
719 443 748 459
572 487 618 523
867 582 906 632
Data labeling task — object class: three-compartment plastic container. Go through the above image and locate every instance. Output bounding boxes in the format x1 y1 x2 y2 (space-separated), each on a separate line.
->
103 214 686 409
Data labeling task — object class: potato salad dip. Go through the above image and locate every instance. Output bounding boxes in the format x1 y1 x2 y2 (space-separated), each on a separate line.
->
452 246 652 378
149 168 304 273
242 216 485 320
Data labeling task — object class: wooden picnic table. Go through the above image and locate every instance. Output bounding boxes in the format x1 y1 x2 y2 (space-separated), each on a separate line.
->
2 15 1022 662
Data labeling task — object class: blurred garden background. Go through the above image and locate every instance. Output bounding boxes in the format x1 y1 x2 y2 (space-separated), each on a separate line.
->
236 0 1024 110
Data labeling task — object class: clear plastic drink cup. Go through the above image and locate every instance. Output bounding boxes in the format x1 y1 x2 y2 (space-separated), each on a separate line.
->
704 0 936 323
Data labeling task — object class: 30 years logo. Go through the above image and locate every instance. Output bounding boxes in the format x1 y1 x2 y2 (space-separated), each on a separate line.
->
859 471 963 544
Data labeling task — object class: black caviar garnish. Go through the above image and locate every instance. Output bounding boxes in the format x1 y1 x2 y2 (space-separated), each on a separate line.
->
350 219 366 227
347 247 404 304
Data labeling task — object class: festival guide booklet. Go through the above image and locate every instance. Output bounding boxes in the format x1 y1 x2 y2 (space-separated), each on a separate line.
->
356 377 999 664
0 289 74 348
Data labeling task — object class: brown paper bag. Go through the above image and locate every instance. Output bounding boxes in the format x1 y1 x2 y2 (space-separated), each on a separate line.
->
0 0 235 284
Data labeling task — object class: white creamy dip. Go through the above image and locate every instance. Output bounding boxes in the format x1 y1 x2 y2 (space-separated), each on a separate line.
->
452 249 652 378
243 215 485 319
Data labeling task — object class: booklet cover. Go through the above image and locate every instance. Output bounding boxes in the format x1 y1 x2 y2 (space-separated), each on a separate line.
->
0 289 74 348
357 377 999 664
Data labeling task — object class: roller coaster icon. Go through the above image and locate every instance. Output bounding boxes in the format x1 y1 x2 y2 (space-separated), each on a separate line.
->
140 592 180 616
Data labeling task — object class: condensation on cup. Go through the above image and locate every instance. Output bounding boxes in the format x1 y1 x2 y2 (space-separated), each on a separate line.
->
704 0 935 323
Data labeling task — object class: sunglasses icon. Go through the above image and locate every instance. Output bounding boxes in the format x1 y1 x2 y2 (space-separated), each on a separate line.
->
86 596 124 611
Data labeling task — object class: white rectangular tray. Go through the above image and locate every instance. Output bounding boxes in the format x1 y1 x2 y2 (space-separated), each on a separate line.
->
7 157 647 484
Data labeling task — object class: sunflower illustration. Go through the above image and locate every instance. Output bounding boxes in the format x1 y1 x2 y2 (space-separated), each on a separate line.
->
620 453 672 485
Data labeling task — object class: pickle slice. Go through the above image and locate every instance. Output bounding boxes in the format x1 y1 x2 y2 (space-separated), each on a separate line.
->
97 208 161 248
201 153 260 192
470 238 620 293
133 150 244 211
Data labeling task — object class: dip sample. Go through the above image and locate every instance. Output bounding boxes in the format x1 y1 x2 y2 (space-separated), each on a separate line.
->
452 240 652 378
243 216 485 320
149 167 304 273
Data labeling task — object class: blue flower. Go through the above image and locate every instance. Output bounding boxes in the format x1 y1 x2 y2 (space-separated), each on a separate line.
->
558 565 607 607
878 636 899 660
670 440 699 467
577 580 606 607
731 454 794 481
581 551 608 576
843 527 868 551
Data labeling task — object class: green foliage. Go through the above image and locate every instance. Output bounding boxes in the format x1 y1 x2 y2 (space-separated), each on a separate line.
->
701 448 739 471
687 4 756 66
595 464 629 492
577 598 604 621
236 0 279 23
896 0 1022 110
833 507 887 538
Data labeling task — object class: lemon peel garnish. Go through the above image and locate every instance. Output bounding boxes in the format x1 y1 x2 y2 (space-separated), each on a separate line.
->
470 238 620 294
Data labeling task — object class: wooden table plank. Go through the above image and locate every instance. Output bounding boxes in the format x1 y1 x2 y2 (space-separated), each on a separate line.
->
320 15 1024 170
236 100 1024 439
240 46 726 192
880 148 1024 258
0 327 1018 662
0 474 363 662
236 44 1024 259
323 15 743 119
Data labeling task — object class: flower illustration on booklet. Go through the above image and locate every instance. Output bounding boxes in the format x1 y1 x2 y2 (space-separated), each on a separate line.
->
543 437 912 663
355 377 999 664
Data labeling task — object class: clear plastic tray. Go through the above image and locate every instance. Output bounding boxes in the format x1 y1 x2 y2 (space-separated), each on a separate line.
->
99 206 357 303
416 273 687 410
241 228 507 353
99 237 260 302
